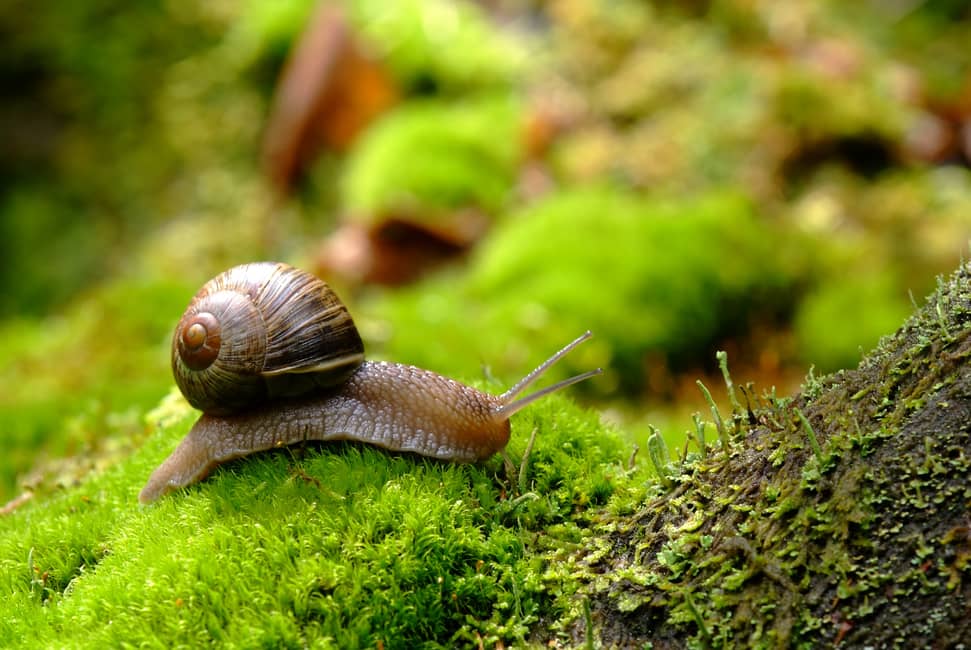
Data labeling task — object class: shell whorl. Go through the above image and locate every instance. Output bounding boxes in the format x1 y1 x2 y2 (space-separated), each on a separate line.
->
172 262 365 415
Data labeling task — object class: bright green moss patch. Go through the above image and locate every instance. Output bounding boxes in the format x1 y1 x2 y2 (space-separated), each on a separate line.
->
794 270 912 372
341 97 522 219
368 186 801 394
0 380 632 648
346 0 528 92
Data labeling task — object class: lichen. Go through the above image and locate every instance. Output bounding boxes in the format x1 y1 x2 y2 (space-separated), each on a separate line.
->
549 262 971 648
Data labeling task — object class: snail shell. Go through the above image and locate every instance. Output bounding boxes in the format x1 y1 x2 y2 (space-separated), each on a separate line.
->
172 262 365 415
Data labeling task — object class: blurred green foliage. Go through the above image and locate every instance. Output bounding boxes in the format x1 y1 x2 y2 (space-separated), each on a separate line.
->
367 187 802 395
0 278 192 498
470 188 795 365
342 97 522 219
794 271 912 372
0 0 224 316
346 0 529 92
0 188 102 315
235 0 528 93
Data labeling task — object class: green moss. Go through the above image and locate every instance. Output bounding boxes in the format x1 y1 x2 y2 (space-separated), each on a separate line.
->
346 0 528 92
794 271 912 372
341 97 522 219
773 68 905 147
368 187 800 394
0 277 192 501
235 0 528 93
0 376 632 647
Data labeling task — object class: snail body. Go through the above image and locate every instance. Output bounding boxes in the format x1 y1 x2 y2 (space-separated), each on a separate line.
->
140 262 599 504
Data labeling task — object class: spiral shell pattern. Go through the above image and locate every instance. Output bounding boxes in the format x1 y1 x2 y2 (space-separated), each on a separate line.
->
172 262 365 415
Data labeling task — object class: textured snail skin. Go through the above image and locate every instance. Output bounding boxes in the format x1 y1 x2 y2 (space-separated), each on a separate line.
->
139 361 509 504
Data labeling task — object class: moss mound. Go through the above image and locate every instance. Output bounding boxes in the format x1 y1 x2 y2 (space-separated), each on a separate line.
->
371 186 800 395
342 97 522 218
0 380 630 647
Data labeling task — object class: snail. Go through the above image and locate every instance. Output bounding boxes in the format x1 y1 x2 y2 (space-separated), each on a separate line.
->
139 262 601 503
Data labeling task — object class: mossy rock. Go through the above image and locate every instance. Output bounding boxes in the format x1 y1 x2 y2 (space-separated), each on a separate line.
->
551 263 971 647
